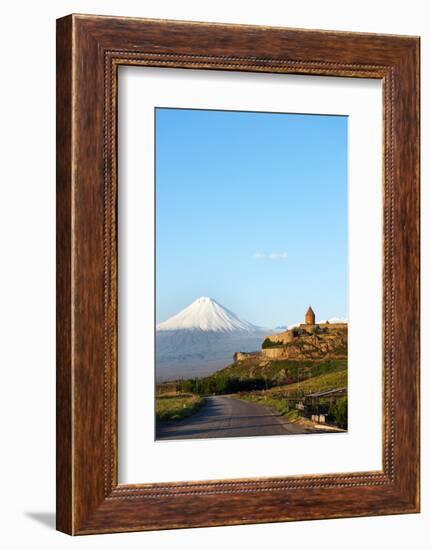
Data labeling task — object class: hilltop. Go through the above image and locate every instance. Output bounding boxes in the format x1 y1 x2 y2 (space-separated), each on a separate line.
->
236 322 348 363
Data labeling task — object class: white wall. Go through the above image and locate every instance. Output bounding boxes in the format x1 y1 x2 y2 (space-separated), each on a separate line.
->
0 1 428 548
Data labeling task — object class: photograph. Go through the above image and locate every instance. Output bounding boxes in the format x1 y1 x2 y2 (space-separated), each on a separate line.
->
155 107 348 440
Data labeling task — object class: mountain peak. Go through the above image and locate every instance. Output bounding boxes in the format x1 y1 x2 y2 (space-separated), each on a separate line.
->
194 296 214 304
156 297 260 333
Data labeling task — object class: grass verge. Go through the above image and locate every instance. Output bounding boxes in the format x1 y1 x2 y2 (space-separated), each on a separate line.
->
156 394 204 422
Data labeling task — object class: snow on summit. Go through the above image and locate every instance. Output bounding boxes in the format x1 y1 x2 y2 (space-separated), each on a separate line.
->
156 297 260 333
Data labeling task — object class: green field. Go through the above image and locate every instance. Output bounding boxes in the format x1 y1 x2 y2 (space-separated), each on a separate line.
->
155 394 204 421
268 368 347 396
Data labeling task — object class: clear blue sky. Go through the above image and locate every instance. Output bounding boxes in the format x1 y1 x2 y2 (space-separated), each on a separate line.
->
156 108 348 328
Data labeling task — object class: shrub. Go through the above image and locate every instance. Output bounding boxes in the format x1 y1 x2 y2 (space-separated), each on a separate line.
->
262 338 283 349
262 338 272 348
334 396 348 429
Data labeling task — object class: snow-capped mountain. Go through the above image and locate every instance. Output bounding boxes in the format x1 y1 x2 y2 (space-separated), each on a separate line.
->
156 297 267 381
156 296 260 333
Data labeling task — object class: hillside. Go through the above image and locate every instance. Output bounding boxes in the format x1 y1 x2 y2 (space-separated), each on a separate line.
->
267 368 347 397
178 354 347 395
219 356 346 387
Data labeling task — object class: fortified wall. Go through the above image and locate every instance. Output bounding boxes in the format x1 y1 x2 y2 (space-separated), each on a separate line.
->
233 351 260 362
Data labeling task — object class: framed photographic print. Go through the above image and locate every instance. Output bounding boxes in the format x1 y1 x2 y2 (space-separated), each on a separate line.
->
56 14 420 534
152 107 349 442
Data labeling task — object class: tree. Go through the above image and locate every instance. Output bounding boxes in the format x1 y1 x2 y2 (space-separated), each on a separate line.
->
262 338 272 349
262 338 283 349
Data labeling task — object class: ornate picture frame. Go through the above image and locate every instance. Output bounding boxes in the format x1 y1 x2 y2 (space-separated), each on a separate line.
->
56 14 420 534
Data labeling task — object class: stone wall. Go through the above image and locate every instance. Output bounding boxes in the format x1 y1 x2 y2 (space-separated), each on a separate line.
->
233 351 260 362
264 329 295 345
317 323 347 329
261 347 289 359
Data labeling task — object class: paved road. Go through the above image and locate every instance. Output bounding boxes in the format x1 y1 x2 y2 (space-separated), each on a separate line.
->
156 395 312 440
